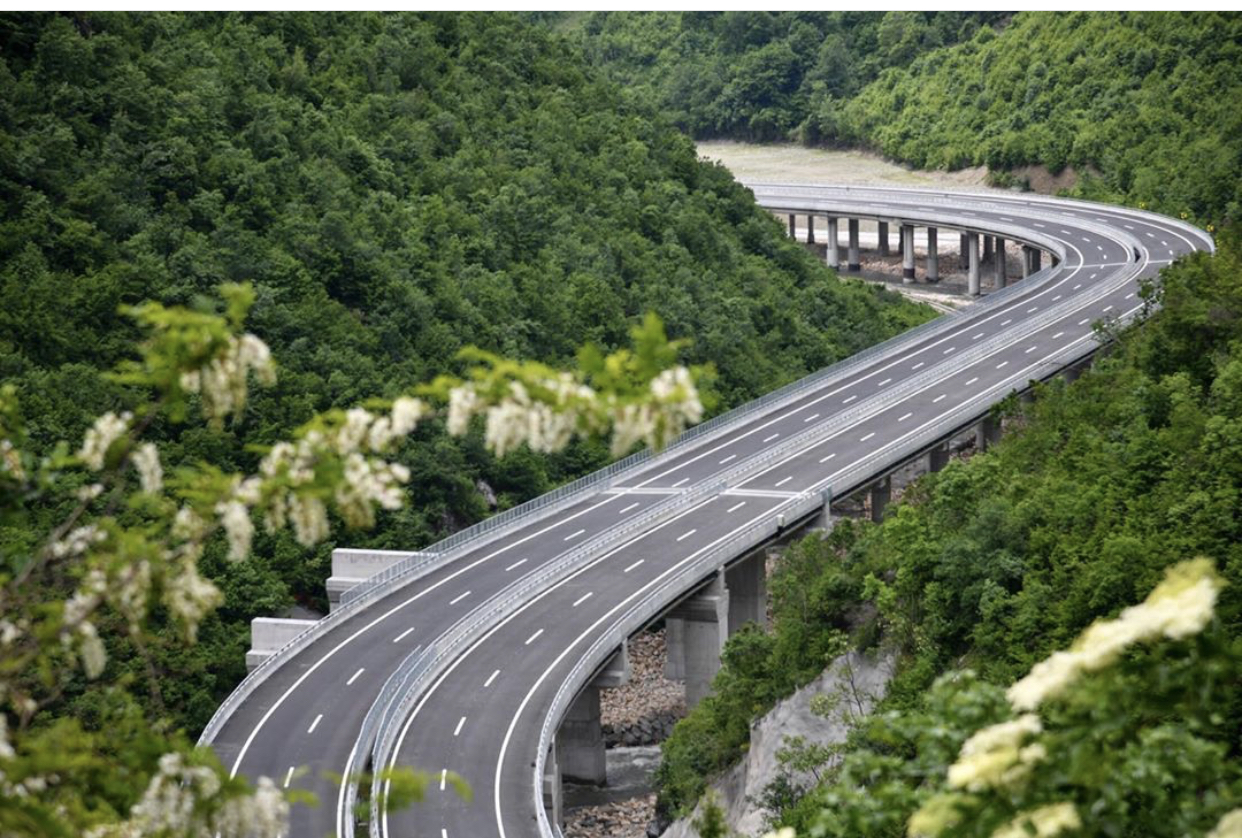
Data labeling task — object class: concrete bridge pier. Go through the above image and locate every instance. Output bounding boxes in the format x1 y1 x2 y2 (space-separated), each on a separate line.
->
967 233 981 296
976 414 1001 452
1022 245 1042 278
960 233 970 269
806 215 816 244
926 228 939 282
928 443 951 473
725 551 767 634
543 743 562 828
788 214 795 238
848 219 861 271
983 235 993 263
995 237 1007 288
901 224 916 283
869 476 891 522
556 643 631 786
826 217 840 269
878 221 890 256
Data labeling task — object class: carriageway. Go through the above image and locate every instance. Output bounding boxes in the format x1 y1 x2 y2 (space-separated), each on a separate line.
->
199 184 1212 838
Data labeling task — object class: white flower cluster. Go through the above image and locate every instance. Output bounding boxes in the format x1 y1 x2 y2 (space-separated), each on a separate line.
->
762 829 797 838
49 524 106 560
0 438 23 481
1209 809 1242 838
164 557 223 643
131 442 163 495
179 333 276 424
88 752 287 838
608 366 703 457
216 497 256 562
947 714 1045 791
1008 558 1222 711
990 803 1080 838
61 569 109 678
0 714 13 760
259 398 424 546
78 411 131 471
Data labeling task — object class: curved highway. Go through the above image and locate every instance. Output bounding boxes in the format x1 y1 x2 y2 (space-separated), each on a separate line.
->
200 184 1212 838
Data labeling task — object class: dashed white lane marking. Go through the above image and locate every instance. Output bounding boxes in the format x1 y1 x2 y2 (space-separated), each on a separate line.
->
347 668 365 686
763 433 781 442
454 717 467 737
1146 231 1155 238
1080 235 1090 242
719 454 737 464
564 529 586 542
965 377 978 386
942 347 955 355
860 431 876 442
1161 240 1168 247
485 670 500 687
505 558 527 572
619 502 639 514
997 361 1009 369
1097 245 1105 252
1168 249 1175 256
913 361 925 370
972 332 984 340
393 627 416 643
843 395 857 404
726 501 747 513
450 591 471 605
1052 294 1062 301
1034 222 1046 228
677 528 698 541
307 714 323 735
671 477 689 488
1125 292 1135 299
774 476 793 487
442 830 448 838
524 629 544 645
440 769 447 791
1079 318 1091 325
878 377 892 386
1001 318 1012 326
572 592 593 607
1102 305 1114 312
1052 332 1064 339
898 412 913 422
933 394 946 403
1000 216 1013 221
819 453 836 463
1027 306 1039 313
1063 230 1075 236
284 766 295 789
804 413 820 423
623 559 645 573
1025 345 1038 353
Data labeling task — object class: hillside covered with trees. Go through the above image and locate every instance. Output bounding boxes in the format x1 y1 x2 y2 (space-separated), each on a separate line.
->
0 11 928 736
568 11 1242 224
657 233 1242 835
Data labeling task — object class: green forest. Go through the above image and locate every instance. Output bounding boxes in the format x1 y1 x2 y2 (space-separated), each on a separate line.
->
565 11 1242 224
0 12 925 735
657 235 1242 835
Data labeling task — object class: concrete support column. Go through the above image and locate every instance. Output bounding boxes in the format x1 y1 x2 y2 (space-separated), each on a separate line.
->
929 443 951 473
725 552 767 634
806 215 815 244
994 237 1007 289
960 233 970 269
901 224 916 283
543 744 562 829
878 221 890 256
788 214 796 238
976 414 1001 452
557 686 606 785
870 476 891 522
847 219 861 271
826 216 840 269
983 235 993 262
666 572 729 707
1062 364 1082 384
926 228 939 282
967 232 981 296
1031 249 1042 272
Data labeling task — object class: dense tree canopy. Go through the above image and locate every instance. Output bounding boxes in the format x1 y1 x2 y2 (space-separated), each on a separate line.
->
0 11 927 735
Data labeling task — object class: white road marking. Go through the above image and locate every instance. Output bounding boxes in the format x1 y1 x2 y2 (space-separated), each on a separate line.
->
1052 332 1064 339
454 717 466 737
912 361 925 369
1146 231 1155 238
440 769 447 791
774 476 793 487
1027 306 1039 313
763 433 781 442
965 377 978 386
1161 240 1168 247
393 627 416 643
878 377 892 385
726 501 747 513
842 395 857 404
1124 224 1134 229
1025 345 1038 353
942 347 955 355
619 502 640 514
804 413 820 423
933 394 946 403
284 766 295 789
485 670 500 687
1052 294 1062 301
572 592 593 607
971 332 983 340
450 591 471 605
1034 222 1046 227
898 412 913 422
564 529 586 542
719 454 736 464
307 714 323 735
1125 292 1135 299
677 528 698 541
1001 319 1012 326
997 361 1009 369
671 477 689 488
860 432 876 442
1103 305 1114 312
524 629 544 645
505 558 527 572
819 453 836 463
1079 318 1091 325
347 668 365 686
623 559 645 573
1168 249 1175 256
